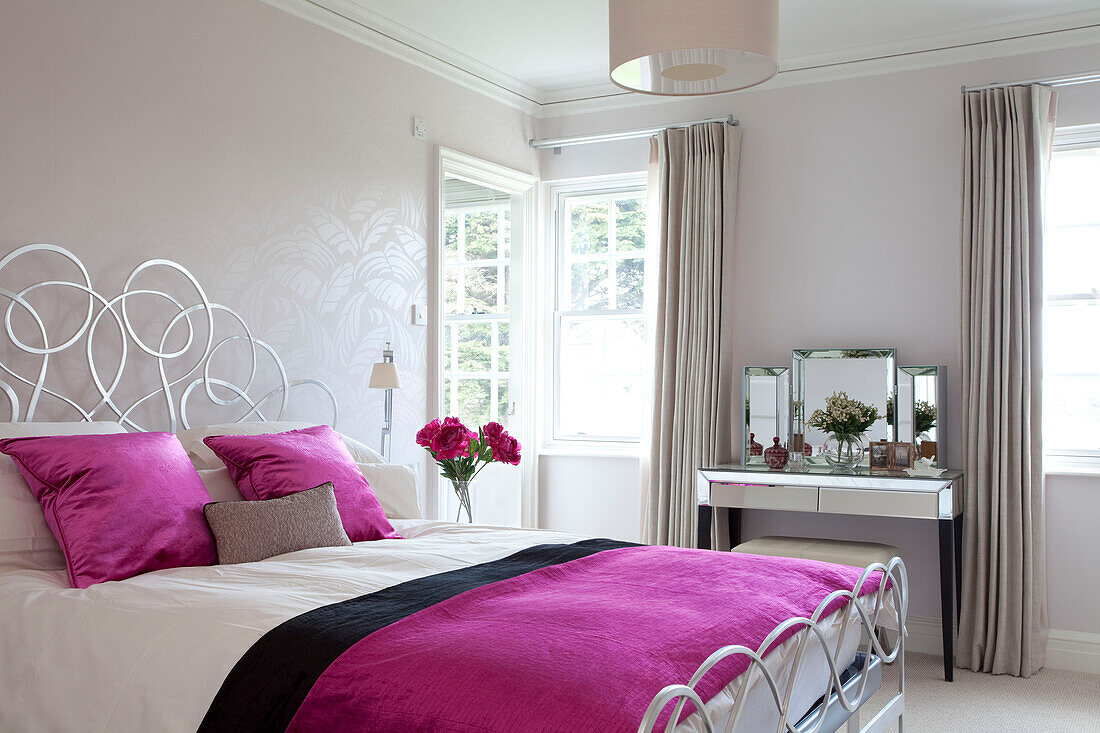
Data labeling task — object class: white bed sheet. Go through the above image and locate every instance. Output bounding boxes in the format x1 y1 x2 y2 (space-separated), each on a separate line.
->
0 520 886 732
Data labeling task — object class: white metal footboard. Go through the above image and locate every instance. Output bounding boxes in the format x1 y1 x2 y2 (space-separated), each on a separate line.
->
638 557 908 733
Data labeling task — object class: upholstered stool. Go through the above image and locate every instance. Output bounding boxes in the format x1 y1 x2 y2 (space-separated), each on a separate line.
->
734 536 902 657
731 536 900 569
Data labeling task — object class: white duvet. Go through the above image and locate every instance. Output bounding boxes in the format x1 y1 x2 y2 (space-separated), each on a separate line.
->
0 521 879 732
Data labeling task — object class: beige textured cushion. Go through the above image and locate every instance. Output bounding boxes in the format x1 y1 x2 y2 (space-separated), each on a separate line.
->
195 463 421 519
177 422 385 469
359 463 422 519
203 482 351 565
731 536 901 568
0 472 65 571
197 467 243 502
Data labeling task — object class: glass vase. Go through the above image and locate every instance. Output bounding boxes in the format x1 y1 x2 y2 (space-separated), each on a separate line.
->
823 433 865 470
451 479 473 523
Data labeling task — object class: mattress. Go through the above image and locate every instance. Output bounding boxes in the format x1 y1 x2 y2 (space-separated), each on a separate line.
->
0 520 889 732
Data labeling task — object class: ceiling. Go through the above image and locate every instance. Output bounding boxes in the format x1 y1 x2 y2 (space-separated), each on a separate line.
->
270 0 1100 111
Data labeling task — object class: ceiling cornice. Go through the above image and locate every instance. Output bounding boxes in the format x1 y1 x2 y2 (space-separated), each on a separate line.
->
263 0 1100 119
542 19 1100 118
781 7 1100 74
260 0 542 115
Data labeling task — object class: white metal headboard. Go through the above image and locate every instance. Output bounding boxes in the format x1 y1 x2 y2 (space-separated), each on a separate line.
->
0 244 337 431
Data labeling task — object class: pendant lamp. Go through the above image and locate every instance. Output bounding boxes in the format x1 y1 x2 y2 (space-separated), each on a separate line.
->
609 0 779 95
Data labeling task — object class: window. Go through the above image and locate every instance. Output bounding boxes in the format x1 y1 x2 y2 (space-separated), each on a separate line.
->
551 177 650 442
1044 130 1100 459
442 200 511 429
436 151 535 527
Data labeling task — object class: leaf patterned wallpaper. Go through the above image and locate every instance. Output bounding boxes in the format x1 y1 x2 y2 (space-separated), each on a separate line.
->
208 185 434 464
0 0 539 514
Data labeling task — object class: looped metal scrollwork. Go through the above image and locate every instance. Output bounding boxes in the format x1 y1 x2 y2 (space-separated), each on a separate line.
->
0 244 337 431
639 557 907 733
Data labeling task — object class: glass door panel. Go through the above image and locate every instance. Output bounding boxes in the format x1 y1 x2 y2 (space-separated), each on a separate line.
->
441 175 522 526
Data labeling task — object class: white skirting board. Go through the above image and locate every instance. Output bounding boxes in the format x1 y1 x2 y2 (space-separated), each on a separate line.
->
906 616 1100 675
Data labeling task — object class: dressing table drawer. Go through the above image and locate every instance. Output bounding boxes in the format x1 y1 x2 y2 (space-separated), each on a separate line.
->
710 482 819 512
818 487 939 519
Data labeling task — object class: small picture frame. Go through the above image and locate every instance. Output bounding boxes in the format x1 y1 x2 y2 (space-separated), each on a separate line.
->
870 440 915 472
869 441 891 472
891 442 915 470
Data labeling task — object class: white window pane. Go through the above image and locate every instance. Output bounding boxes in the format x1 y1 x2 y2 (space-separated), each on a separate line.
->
569 200 609 255
464 266 498 313
456 322 492 373
554 184 649 442
444 214 459 263
455 378 491 427
559 316 646 439
1044 375 1100 453
497 321 510 372
443 322 453 367
497 379 510 426
614 196 647 252
1045 302 1100 372
570 261 609 310
1045 143 1100 454
444 267 458 315
1048 148 1100 228
464 210 498 260
1045 226 1100 296
616 257 644 309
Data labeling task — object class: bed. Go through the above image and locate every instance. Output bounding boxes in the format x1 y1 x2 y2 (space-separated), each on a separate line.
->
0 245 907 733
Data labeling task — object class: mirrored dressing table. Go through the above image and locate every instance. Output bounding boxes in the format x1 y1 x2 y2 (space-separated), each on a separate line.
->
697 465 964 682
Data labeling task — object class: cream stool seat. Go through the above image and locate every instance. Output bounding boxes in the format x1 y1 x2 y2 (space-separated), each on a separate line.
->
731 535 900 568
733 536 902 659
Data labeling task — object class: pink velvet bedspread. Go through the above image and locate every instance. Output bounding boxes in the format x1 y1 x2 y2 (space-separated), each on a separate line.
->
287 546 883 733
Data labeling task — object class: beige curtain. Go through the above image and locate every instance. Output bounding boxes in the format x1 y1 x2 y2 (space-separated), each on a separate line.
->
645 122 740 548
957 84 1056 677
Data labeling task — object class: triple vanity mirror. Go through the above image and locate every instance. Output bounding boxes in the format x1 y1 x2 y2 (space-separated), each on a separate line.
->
744 367 790 462
744 348 944 468
896 365 945 462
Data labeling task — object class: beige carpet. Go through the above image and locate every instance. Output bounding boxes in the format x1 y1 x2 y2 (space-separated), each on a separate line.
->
861 652 1100 731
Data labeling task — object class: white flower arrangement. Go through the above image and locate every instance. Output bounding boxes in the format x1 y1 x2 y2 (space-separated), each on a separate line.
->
915 400 937 436
805 391 882 438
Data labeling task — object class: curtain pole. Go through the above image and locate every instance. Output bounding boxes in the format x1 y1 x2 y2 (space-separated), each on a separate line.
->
962 69 1100 93
529 115 738 151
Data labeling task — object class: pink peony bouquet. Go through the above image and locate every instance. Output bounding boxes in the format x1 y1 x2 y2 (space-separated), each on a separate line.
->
416 418 521 522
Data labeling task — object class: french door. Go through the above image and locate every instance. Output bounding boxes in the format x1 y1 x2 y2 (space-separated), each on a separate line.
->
434 150 536 526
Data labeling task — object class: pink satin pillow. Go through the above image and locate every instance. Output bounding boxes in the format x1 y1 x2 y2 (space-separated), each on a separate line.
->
203 425 400 542
0 432 217 588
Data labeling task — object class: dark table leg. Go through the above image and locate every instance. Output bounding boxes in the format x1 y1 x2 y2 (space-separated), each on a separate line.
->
728 507 742 548
697 505 713 550
938 517 956 682
954 512 963 618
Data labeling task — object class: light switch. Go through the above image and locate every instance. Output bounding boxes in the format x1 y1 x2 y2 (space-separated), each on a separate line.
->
413 117 427 140
412 304 427 325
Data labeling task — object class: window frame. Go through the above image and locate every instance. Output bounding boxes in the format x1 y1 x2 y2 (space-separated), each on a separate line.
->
1044 124 1100 471
435 148 538 525
545 173 651 447
442 201 512 428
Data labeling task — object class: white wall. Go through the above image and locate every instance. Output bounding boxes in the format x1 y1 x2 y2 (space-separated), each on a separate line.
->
536 44 1100 635
0 0 538 517
3 0 1097 652
539 455 643 542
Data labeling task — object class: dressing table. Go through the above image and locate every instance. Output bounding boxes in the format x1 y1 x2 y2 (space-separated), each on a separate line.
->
697 464 964 681
734 347 961 680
